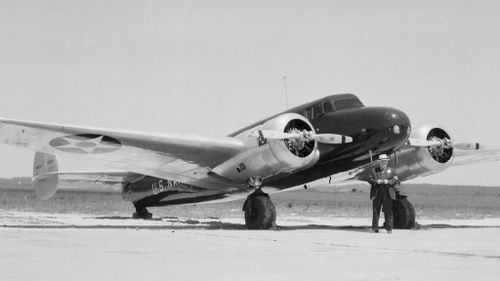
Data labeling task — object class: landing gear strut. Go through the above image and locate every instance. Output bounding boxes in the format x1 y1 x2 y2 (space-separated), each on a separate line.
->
392 195 415 229
242 178 277 229
132 205 153 219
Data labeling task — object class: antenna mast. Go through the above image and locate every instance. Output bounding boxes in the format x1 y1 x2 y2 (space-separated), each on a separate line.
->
282 76 289 109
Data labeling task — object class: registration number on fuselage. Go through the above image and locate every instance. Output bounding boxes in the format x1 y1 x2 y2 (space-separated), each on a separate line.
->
151 179 180 195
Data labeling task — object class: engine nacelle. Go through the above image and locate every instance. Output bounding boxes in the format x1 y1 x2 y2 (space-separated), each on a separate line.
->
391 125 454 181
212 113 320 183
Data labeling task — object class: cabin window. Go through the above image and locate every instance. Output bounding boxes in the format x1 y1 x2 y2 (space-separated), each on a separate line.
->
312 104 323 119
305 108 313 119
322 101 334 113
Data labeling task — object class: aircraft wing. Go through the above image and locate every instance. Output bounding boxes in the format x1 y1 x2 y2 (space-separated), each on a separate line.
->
0 118 246 189
330 142 500 185
451 146 500 167
328 160 382 184
407 137 500 167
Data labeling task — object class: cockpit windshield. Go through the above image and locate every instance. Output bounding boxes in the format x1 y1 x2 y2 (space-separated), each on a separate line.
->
333 97 364 110
302 95 364 119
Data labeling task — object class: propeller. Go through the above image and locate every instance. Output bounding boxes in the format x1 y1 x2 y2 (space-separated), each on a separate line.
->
251 130 353 144
408 138 480 150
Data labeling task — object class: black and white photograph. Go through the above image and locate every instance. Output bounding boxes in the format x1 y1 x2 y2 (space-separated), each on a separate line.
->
1 1 500 280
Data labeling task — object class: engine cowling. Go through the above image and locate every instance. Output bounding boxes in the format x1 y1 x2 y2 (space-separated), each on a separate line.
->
212 113 320 183
391 125 454 181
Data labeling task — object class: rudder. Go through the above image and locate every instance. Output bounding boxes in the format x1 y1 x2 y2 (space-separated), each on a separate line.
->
32 152 59 199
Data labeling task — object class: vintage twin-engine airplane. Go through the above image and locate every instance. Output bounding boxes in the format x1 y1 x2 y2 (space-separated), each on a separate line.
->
0 94 496 229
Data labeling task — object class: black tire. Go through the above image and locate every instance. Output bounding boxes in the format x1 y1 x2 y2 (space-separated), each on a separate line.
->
393 197 415 229
132 206 153 219
243 194 277 230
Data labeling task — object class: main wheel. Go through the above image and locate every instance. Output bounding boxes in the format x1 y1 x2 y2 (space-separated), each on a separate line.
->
242 193 277 230
393 197 415 229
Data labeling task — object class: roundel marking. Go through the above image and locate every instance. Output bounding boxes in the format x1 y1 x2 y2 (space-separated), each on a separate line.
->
49 134 122 154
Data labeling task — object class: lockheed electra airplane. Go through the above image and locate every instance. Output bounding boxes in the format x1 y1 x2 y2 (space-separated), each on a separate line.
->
0 94 496 229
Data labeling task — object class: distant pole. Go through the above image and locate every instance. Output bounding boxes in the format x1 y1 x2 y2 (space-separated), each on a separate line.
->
283 76 289 109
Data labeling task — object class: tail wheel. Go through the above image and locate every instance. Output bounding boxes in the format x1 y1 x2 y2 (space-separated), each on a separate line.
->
132 206 153 219
242 192 277 230
393 197 415 229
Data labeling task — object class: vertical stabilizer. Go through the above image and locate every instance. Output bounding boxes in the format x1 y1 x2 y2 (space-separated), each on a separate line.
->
32 152 59 199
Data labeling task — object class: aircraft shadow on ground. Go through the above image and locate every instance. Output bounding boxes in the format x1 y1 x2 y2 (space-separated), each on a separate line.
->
92 216 371 231
420 223 500 229
92 217 500 231
3 216 500 231
94 215 375 231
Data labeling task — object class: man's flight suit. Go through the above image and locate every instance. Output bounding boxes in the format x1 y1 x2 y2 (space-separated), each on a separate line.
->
369 166 398 232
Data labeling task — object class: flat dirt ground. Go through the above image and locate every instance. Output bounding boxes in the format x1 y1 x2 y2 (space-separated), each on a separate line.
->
1 183 500 281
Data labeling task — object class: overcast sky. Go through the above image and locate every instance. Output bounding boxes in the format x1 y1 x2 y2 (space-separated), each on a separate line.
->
1 0 500 186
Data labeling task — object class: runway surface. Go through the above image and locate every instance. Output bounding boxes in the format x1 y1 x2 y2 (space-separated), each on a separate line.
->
1 212 500 281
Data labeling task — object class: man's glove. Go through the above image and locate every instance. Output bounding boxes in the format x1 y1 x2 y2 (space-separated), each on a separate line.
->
383 179 389 184
376 179 382 184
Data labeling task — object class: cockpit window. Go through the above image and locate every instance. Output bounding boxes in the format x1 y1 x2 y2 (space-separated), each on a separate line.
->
304 101 336 119
333 98 363 110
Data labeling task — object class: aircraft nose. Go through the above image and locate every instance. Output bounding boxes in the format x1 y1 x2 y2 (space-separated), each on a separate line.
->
385 109 411 137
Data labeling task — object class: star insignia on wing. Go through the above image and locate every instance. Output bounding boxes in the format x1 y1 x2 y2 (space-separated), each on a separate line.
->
49 134 121 154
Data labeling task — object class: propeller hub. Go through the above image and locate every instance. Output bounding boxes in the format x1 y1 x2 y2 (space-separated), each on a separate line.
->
283 121 315 158
426 128 453 163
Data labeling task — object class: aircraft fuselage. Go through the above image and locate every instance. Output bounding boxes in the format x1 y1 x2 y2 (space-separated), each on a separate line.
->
230 94 411 188
130 94 411 206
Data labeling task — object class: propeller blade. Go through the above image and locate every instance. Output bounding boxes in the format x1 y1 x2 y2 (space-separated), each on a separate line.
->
251 130 300 140
251 130 352 144
408 138 480 150
312 134 353 144
408 138 442 147
453 142 480 150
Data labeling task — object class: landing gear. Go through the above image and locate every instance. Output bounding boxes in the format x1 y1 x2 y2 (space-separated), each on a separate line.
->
132 205 153 219
242 178 277 229
393 196 415 229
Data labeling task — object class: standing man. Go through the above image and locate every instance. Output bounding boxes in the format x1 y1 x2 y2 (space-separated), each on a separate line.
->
369 154 399 233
